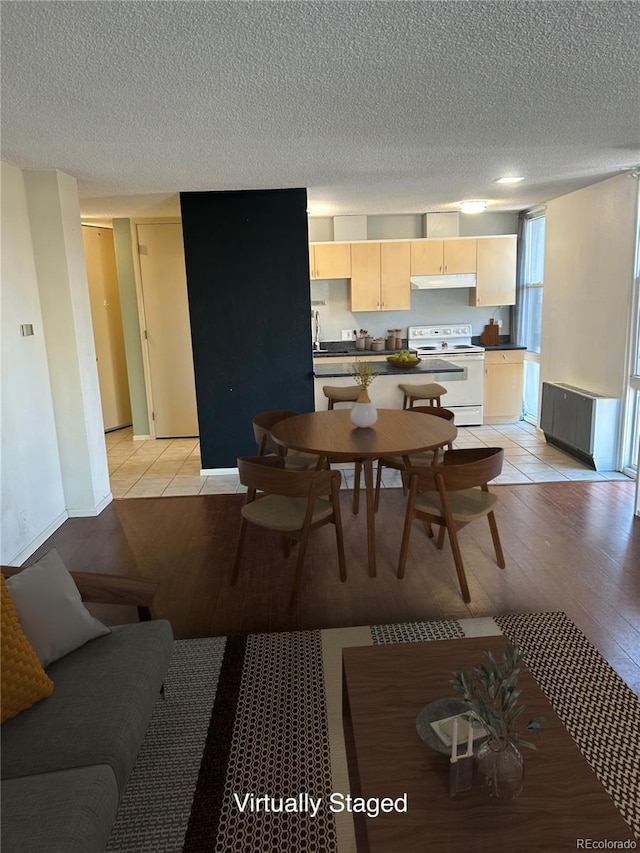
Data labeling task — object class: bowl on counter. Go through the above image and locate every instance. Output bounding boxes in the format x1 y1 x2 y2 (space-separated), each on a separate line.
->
386 354 421 367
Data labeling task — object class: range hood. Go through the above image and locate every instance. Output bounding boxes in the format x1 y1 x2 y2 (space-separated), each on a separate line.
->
410 273 476 290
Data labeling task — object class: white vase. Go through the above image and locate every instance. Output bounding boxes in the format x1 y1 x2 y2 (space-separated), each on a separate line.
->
350 389 378 428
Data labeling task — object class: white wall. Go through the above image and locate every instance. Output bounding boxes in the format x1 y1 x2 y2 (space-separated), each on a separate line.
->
311 278 509 342
0 162 66 563
25 170 111 516
1 163 113 564
542 173 637 397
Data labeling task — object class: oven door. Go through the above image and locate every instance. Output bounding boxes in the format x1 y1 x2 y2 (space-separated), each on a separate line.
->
424 354 485 425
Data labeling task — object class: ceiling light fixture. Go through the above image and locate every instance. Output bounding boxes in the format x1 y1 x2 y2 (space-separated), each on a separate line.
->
494 176 525 184
459 200 487 214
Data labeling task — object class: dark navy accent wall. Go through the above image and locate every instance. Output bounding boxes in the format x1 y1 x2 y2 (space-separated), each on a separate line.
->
179 188 314 468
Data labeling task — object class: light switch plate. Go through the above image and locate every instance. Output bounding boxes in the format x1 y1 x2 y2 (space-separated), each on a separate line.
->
341 329 354 340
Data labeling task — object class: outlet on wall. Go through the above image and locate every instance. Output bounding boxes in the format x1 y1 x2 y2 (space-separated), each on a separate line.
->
341 329 354 340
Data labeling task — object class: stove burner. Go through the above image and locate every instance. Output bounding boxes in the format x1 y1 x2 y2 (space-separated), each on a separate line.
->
420 346 438 351
454 345 472 349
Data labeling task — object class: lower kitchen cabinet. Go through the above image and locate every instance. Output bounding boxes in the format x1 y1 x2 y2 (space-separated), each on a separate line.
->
483 349 524 424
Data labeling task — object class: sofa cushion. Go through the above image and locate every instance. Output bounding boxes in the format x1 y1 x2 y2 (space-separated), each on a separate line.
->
1 576 54 722
1 765 119 853
1 620 174 794
5 549 110 666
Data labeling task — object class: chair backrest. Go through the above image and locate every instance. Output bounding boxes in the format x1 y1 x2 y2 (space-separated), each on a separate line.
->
252 410 300 455
237 455 340 500
408 447 504 493
408 405 455 423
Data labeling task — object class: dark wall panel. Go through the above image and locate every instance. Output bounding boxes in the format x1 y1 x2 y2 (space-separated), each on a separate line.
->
180 188 313 468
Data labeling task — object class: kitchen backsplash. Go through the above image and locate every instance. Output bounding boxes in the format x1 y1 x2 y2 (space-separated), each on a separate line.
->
310 278 510 342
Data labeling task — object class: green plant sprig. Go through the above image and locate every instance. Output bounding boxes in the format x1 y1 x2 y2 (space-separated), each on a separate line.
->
450 640 545 749
351 359 376 389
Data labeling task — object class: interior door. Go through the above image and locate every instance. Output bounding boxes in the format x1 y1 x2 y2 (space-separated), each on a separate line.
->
83 226 132 431
136 223 199 438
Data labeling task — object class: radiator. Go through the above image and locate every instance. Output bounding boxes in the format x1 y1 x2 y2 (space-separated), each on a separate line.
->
539 382 620 471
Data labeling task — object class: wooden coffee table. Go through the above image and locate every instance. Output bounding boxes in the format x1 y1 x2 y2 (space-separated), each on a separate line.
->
342 636 634 852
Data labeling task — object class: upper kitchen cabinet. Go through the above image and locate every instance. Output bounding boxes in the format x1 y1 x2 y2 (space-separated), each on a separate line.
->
470 235 517 306
410 238 477 275
351 241 411 311
309 242 352 280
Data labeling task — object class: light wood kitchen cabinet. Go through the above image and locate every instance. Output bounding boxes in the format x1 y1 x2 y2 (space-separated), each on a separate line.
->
483 349 524 424
309 242 352 280
470 235 517 306
350 241 411 311
410 238 477 275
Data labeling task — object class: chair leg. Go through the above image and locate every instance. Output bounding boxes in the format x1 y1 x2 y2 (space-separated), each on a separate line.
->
402 395 409 410
445 524 471 603
330 479 347 582
290 527 312 604
397 509 415 580
487 511 506 568
352 461 361 515
421 518 434 538
436 525 446 549
282 535 292 558
334 522 347 583
231 518 249 585
374 460 384 511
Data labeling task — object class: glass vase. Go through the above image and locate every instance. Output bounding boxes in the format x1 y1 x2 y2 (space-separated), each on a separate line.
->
476 739 524 800
350 389 378 428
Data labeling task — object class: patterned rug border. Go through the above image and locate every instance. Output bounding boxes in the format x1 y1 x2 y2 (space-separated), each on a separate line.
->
107 613 639 851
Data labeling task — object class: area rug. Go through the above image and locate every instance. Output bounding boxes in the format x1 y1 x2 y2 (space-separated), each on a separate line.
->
106 614 640 852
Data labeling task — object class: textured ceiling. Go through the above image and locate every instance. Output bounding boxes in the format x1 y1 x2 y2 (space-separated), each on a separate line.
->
2 1 639 222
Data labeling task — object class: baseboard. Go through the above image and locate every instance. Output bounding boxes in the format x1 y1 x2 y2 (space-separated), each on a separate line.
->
200 467 238 476
66 492 113 518
133 434 152 441
7 510 69 566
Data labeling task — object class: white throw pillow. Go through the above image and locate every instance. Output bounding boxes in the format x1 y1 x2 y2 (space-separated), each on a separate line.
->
5 549 110 667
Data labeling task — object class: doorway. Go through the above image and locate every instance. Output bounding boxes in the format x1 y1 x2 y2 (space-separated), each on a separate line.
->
83 226 132 431
135 222 199 438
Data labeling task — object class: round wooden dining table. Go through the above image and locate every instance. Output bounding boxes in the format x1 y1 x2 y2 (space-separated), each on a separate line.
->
271 408 457 577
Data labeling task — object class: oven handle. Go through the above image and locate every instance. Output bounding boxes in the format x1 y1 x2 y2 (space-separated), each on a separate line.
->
424 354 485 362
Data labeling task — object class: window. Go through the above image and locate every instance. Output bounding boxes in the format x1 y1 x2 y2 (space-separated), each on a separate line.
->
621 184 640 486
520 214 546 421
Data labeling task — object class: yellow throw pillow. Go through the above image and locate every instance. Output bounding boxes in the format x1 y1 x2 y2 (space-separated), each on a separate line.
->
1 575 54 723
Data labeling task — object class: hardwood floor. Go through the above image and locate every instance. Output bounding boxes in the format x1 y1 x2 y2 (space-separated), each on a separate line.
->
25 480 640 694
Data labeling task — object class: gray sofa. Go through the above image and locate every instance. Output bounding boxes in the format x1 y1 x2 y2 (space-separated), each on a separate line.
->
1 569 174 853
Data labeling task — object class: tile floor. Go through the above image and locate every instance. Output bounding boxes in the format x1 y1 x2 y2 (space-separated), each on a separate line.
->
106 421 630 499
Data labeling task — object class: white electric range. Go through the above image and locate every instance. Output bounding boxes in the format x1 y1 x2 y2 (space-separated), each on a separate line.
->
407 324 485 425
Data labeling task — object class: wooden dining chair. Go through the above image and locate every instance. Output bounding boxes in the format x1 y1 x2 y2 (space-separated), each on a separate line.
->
231 455 347 602
252 410 321 471
374 406 455 510
397 447 505 603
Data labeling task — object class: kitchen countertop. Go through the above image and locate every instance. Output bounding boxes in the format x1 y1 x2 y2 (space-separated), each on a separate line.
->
471 335 526 351
313 358 464 379
315 339 526 355
481 344 527 350
313 341 409 357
